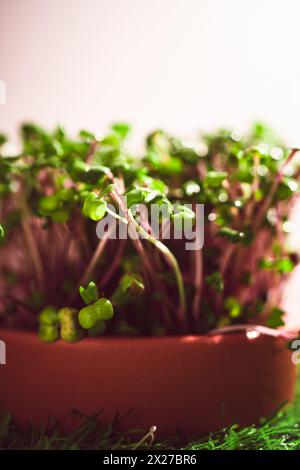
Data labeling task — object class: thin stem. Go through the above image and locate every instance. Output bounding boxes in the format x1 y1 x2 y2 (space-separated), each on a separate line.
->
86 139 98 163
220 243 235 276
80 233 110 286
106 206 128 225
68 226 113 304
109 188 154 286
129 211 187 321
132 426 157 450
106 172 186 324
20 204 45 291
192 243 202 322
99 239 127 288
244 152 260 222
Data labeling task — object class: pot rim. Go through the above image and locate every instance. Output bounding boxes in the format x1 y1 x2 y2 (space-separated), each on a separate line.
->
0 326 287 346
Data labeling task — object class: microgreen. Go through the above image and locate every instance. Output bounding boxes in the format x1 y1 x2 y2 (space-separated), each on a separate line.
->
0 122 299 339
266 307 285 328
79 282 99 305
77 282 114 338
82 192 107 221
58 308 84 342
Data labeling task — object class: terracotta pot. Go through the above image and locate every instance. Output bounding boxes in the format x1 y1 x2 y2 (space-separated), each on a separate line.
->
0 328 296 437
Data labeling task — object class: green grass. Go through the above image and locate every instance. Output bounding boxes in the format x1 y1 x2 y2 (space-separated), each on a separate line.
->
1 374 300 450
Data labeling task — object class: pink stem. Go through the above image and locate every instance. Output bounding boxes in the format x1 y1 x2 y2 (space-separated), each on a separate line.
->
99 239 127 288
192 240 202 322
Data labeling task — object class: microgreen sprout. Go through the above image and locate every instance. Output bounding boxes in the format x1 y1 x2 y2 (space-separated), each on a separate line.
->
78 282 114 338
38 306 59 343
0 122 299 339
58 308 84 343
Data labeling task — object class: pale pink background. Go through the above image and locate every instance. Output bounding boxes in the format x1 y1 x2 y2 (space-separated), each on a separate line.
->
0 0 300 327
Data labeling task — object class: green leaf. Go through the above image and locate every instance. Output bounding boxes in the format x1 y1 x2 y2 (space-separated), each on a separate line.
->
39 306 59 326
99 184 114 199
276 258 294 274
139 176 168 194
51 209 70 223
100 133 121 147
217 227 245 243
58 308 84 342
205 272 224 292
112 273 145 306
259 257 294 274
56 188 75 202
79 129 95 141
79 298 114 328
224 296 242 318
94 298 114 320
39 324 59 343
0 225 4 239
144 189 164 204
172 205 195 229
0 134 7 148
276 180 294 200
78 305 98 329
71 160 108 184
39 195 59 213
79 281 99 305
172 215 194 232
204 171 228 187
111 122 131 140
259 258 275 270
125 187 148 207
82 192 107 221
266 307 285 328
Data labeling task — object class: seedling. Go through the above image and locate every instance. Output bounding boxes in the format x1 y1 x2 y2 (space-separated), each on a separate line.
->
0 122 298 340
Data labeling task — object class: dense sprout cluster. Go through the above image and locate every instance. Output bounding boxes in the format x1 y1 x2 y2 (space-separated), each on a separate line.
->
0 122 298 340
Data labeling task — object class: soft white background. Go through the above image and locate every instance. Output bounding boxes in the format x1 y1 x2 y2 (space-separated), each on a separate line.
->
0 0 300 326
1 0 300 142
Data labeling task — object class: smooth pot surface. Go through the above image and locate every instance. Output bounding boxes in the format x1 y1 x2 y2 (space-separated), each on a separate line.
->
0 328 296 436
